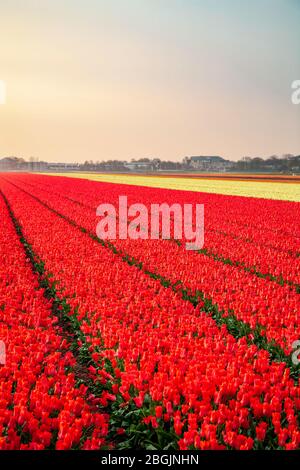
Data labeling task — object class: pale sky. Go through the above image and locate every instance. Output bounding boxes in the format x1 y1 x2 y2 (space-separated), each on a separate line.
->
0 0 299 162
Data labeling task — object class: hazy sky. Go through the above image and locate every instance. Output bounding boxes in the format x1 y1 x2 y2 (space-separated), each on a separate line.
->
0 0 299 162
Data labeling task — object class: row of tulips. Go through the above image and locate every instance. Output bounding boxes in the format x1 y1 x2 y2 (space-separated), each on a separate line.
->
1 179 300 449
0 191 109 450
4 175 300 353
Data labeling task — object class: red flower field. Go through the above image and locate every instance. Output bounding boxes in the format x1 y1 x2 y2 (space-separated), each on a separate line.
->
0 173 299 450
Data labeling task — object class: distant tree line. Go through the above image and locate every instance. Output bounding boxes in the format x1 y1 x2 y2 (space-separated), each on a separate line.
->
235 154 300 173
1 154 300 173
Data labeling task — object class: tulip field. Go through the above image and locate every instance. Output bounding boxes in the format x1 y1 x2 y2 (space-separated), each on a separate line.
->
0 172 300 451
47 172 300 201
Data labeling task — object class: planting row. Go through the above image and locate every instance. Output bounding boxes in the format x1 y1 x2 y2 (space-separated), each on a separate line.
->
0 192 109 450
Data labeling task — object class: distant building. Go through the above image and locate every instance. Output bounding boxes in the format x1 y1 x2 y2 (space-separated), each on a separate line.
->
124 161 154 171
47 162 80 171
0 157 27 170
186 156 233 171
